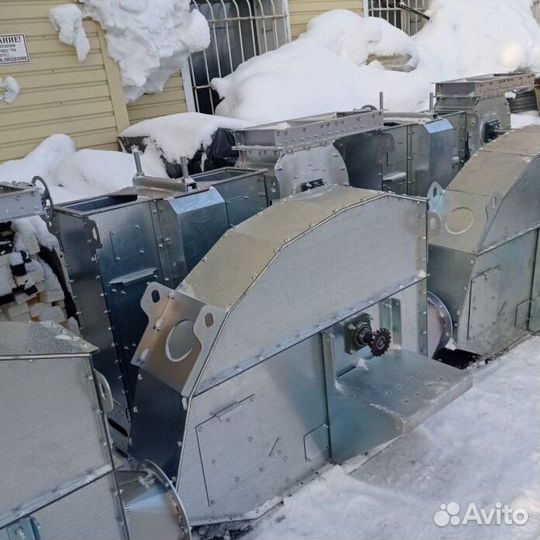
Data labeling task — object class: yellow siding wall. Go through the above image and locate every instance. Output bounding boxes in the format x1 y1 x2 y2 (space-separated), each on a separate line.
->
0 0 364 161
127 74 188 124
0 0 130 162
288 0 363 38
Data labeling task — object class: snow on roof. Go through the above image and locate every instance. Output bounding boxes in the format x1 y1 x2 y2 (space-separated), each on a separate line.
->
120 112 252 163
212 3 540 124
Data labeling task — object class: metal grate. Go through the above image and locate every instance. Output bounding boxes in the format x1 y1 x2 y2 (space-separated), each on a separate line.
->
534 0 540 24
367 0 430 35
183 0 290 113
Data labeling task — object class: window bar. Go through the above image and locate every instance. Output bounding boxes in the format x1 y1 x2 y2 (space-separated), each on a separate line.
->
243 0 259 57
188 3 205 112
187 52 202 112
266 0 280 49
368 0 429 35
186 0 290 113
230 0 248 62
254 0 270 53
197 1 217 111
209 0 226 112
207 0 224 78
219 0 235 72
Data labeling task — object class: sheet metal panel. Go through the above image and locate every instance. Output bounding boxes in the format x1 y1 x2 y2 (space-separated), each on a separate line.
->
177 336 329 524
0 322 124 537
180 188 426 391
0 475 125 540
531 232 540 332
184 187 380 308
0 182 43 221
462 232 537 354
322 332 472 463
0 355 111 524
468 268 501 341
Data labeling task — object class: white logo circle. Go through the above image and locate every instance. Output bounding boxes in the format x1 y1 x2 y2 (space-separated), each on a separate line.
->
434 510 450 527
434 502 460 527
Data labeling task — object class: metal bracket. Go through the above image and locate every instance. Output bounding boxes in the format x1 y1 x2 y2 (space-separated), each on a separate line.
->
83 217 102 250
0 182 44 222
94 369 115 413
344 313 372 355
427 181 445 210
110 267 158 288
7 517 40 540
515 300 532 331
380 298 402 348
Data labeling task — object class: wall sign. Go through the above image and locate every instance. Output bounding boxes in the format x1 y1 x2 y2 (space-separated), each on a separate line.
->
0 34 30 65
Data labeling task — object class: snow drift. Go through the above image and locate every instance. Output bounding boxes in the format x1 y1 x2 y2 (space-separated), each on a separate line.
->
419 0 540 81
212 1 540 123
0 135 165 203
52 148 166 201
80 0 210 102
0 135 76 190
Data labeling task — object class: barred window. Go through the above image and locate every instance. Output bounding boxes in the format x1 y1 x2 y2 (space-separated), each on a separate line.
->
367 0 429 35
183 0 290 113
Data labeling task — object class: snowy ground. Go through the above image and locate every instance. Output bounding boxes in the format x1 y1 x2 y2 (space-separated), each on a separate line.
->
248 337 540 540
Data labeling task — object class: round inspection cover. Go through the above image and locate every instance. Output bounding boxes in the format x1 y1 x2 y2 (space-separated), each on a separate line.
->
445 207 474 235
166 320 196 363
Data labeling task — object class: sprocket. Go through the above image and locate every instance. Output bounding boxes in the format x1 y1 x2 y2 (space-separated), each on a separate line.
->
369 328 392 357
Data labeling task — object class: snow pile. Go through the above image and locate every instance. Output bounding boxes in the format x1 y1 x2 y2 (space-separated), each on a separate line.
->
49 1 210 100
121 112 252 164
0 135 76 248
418 0 540 81
49 4 90 63
1 76 21 104
211 16 417 122
512 111 540 128
13 217 58 251
249 337 540 539
0 135 77 193
213 2 540 123
80 0 210 102
52 148 166 201
0 134 165 203
302 9 420 70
